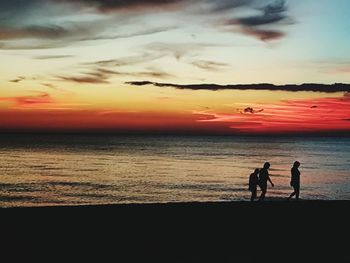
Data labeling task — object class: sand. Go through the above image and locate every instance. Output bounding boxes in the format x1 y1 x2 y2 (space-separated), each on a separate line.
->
1 200 349 262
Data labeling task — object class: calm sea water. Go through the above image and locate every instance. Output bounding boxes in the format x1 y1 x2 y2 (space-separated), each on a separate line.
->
0 134 349 207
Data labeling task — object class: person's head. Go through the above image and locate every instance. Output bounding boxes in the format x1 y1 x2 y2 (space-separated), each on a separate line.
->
263 162 270 169
293 161 300 168
254 168 260 174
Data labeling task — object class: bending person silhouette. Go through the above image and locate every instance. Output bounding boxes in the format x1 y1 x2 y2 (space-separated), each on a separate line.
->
288 161 301 200
249 168 260 202
258 162 274 201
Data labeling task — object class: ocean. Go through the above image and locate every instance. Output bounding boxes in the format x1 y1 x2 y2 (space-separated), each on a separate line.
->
0 134 349 207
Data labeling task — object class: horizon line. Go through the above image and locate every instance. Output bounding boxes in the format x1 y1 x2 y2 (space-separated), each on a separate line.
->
1 131 350 137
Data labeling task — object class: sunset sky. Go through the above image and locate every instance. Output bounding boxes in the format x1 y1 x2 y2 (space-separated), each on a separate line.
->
1 0 350 134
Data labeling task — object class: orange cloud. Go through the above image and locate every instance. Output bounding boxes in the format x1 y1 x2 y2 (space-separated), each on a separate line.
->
0 92 55 107
197 93 350 134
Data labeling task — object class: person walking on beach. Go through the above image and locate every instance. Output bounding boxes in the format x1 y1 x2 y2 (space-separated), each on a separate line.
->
249 168 260 201
288 161 301 200
258 162 274 201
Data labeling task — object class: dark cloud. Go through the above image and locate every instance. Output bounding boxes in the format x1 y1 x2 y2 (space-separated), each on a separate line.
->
53 0 261 16
56 0 255 14
126 81 350 93
135 71 173 78
243 107 264 114
236 0 287 26
238 16 284 27
310 105 318 109
57 0 186 12
9 76 25 83
206 0 253 12
222 0 291 41
127 81 156 86
58 75 109 84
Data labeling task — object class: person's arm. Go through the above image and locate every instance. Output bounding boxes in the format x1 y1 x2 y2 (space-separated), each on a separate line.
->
268 175 274 187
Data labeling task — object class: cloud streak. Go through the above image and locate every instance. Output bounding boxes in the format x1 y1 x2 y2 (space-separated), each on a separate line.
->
58 68 172 84
87 52 164 68
0 92 54 107
80 26 177 41
190 60 229 71
9 76 26 83
34 55 74 60
126 81 350 93
58 75 109 84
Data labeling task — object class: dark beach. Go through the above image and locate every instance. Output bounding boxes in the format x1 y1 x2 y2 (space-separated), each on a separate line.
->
1 200 349 262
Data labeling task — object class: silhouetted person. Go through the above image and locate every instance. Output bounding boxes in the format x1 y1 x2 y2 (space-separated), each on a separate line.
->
258 162 274 201
249 168 260 201
288 161 301 200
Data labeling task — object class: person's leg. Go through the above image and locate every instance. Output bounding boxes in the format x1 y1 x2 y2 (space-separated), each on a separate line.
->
295 186 300 200
251 189 257 201
259 188 266 201
288 191 296 200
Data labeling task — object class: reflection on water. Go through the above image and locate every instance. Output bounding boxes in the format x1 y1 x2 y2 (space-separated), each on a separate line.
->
0 134 349 207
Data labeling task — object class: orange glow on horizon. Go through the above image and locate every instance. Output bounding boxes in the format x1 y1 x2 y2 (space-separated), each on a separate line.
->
197 94 350 134
1 92 349 134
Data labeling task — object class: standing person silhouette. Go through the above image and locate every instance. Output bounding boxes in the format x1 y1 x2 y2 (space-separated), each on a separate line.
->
249 168 260 202
288 161 301 200
258 162 274 201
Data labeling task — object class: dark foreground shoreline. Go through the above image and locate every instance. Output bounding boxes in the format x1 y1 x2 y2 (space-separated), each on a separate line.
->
1 201 349 262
